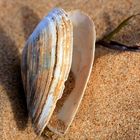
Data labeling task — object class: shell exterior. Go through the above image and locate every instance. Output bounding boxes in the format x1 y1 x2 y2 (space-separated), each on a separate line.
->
21 8 73 135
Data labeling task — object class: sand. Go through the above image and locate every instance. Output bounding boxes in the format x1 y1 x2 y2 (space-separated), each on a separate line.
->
0 0 140 139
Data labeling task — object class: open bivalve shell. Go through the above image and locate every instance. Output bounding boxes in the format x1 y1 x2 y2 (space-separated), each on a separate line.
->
21 8 96 136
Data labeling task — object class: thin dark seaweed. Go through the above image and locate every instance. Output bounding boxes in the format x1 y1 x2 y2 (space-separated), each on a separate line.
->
103 14 139 41
96 13 140 52
96 40 140 52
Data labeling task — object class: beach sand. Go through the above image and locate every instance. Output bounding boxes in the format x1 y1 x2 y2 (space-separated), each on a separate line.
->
0 0 140 139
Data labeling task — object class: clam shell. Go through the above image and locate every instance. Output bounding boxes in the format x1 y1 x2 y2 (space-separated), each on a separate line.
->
21 8 96 136
21 8 73 135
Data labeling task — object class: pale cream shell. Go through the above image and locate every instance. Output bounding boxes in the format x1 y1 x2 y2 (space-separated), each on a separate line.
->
21 8 96 136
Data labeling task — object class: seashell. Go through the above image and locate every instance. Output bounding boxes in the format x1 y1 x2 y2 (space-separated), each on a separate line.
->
21 8 96 136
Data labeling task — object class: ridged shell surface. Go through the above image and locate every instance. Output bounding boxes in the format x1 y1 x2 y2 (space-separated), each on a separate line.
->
21 8 73 135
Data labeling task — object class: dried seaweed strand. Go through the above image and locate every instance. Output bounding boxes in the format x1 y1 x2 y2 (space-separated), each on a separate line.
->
96 40 140 52
96 14 140 52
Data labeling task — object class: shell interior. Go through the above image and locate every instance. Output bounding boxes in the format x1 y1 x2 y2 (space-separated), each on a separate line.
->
47 10 96 135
